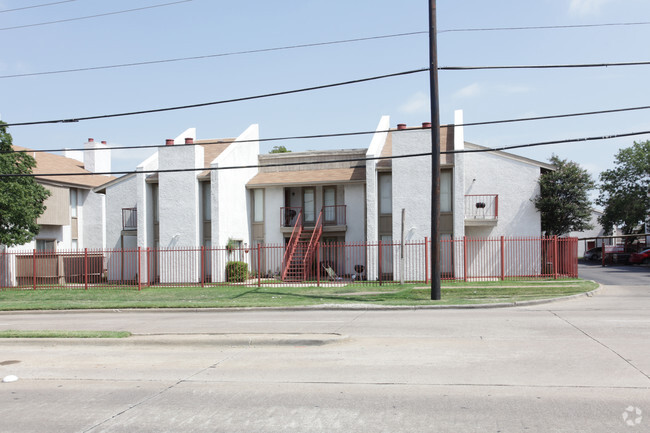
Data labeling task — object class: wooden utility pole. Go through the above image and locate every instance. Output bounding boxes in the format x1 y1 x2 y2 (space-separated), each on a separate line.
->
429 0 441 300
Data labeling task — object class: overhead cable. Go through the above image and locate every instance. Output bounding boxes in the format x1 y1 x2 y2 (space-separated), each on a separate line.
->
0 31 427 79
0 0 191 31
5 20 650 78
5 60 650 128
3 129 649 178
8 104 650 155
0 69 428 127
440 61 650 71
438 21 650 33
0 0 78 13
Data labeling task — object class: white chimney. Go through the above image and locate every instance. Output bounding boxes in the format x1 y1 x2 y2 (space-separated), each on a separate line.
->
84 138 111 175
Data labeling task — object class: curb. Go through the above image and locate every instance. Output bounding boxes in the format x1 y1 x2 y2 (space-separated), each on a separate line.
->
0 333 348 347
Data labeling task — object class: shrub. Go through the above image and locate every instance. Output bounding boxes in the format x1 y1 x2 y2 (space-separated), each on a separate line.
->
226 261 248 282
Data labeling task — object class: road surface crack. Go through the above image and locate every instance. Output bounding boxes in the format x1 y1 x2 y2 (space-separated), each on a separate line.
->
550 310 650 383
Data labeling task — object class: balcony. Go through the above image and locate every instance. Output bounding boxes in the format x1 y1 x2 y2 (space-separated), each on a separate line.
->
122 207 137 231
464 195 498 226
281 205 346 232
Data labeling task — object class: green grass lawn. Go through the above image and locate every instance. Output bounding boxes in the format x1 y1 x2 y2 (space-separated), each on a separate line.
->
0 279 598 310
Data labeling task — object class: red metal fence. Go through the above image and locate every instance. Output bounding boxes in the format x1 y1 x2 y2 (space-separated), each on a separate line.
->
0 237 577 290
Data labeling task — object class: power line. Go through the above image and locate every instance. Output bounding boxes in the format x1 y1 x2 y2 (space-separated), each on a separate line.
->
8 104 650 155
0 0 191 31
5 59 650 128
440 61 650 71
0 0 78 13
4 129 649 178
0 68 428 127
438 21 650 33
4 20 650 78
0 31 427 79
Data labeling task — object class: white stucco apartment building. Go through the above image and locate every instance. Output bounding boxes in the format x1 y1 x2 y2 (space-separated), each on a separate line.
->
7 140 113 252
1 140 113 287
94 125 259 284
365 111 555 280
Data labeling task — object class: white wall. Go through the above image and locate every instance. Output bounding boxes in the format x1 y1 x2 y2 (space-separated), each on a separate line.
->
391 128 432 242
365 115 390 280
81 189 106 249
103 175 137 282
105 176 137 250
463 146 542 238
211 124 259 282
212 124 259 247
157 142 203 283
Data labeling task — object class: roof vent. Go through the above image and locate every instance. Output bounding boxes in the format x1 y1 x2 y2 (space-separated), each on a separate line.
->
397 124 407 130
422 122 432 128
185 137 194 145
165 139 174 146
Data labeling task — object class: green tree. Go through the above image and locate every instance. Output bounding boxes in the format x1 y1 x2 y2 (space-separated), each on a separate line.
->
534 154 595 236
269 145 291 154
0 121 51 246
596 140 650 235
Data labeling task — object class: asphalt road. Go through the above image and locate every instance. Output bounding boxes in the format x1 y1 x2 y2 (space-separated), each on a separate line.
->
0 273 648 432
579 260 650 286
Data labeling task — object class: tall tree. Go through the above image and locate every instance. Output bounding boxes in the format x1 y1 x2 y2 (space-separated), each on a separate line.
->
597 140 650 235
534 154 595 236
0 121 51 246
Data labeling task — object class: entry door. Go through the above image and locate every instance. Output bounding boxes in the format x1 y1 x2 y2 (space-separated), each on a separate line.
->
303 188 315 224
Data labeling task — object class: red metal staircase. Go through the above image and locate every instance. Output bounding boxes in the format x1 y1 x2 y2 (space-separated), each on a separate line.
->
282 210 323 282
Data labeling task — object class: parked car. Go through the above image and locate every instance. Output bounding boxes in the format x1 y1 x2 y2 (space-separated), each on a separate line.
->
584 247 602 261
629 249 650 265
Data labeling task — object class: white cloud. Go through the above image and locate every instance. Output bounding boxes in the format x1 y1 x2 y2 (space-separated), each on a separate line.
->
569 0 613 15
453 83 481 99
398 92 429 114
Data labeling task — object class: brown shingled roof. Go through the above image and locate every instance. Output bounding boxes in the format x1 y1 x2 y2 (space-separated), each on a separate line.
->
197 139 235 178
247 167 365 187
12 145 115 188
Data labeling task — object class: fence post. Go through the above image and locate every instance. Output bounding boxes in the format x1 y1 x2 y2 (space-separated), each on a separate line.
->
201 246 205 288
553 235 558 280
424 237 429 284
463 236 468 282
33 248 37 290
147 248 150 287
84 248 88 290
137 247 142 291
378 240 383 286
500 236 505 281
316 242 320 287
257 243 261 288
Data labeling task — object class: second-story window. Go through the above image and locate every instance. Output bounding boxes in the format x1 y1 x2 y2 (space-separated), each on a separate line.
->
441 170 452 213
70 188 78 218
253 189 264 222
202 182 211 221
379 173 392 215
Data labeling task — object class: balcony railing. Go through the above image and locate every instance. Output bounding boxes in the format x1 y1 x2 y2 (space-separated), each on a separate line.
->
281 205 346 228
465 195 498 220
323 205 346 226
281 207 302 228
122 207 137 230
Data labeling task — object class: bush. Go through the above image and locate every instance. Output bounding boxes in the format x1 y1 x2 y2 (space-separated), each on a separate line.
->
226 261 248 282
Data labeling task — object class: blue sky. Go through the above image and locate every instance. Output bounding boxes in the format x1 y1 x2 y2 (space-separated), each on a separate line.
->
1 0 649 184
